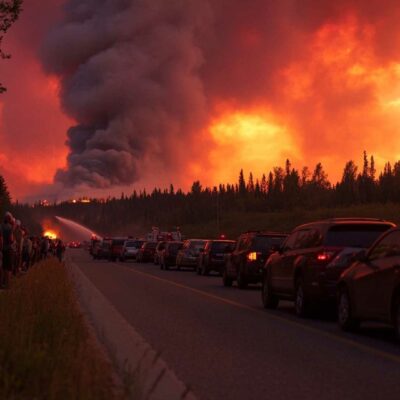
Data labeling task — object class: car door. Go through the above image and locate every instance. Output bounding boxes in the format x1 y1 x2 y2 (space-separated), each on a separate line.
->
229 236 248 277
369 231 400 320
270 231 299 293
352 233 395 319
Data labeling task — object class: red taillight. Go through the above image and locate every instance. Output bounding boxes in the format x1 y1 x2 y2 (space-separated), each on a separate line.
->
316 251 337 262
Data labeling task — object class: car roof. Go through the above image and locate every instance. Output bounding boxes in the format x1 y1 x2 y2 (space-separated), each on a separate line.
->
294 218 396 230
241 231 288 237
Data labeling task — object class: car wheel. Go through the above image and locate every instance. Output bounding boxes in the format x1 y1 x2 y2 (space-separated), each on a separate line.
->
295 277 311 317
394 295 400 341
262 274 279 309
237 265 248 290
338 287 360 332
202 263 209 276
222 267 233 287
196 262 202 275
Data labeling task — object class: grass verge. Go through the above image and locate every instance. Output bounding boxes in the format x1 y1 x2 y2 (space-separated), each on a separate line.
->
0 259 123 400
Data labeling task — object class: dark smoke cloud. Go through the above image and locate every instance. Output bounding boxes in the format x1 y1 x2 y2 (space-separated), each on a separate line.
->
41 0 400 188
42 0 211 188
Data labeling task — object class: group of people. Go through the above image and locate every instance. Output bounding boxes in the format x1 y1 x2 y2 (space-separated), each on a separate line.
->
0 212 65 289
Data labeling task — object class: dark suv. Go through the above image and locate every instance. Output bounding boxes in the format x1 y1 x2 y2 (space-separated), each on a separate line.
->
262 218 395 317
197 240 236 276
223 231 287 289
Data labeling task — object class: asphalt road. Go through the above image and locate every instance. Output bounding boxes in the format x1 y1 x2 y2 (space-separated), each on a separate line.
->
69 250 400 400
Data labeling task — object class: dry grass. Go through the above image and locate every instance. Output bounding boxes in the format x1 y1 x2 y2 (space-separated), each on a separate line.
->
0 259 123 400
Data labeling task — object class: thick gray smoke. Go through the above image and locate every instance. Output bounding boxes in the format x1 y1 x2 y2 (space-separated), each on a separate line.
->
42 0 400 189
42 0 211 188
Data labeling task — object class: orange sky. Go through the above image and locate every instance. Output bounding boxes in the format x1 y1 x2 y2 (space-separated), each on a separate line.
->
1 1 400 200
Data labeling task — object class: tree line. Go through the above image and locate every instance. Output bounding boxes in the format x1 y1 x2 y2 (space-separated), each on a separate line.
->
10 152 400 236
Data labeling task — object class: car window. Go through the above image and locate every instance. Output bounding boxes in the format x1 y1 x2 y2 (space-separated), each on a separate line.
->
282 231 299 251
293 229 322 249
238 236 250 251
369 231 400 261
251 236 286 252
211 241 235 252
324 224 392 248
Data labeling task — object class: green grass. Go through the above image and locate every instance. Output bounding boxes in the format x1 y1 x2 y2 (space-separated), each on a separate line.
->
179 203 400 239
0 259 123 400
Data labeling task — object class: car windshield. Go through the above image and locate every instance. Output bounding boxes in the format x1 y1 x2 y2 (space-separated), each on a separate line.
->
324 224 393 248
112 239 125 246
146 242 157 249
211 241 235 252
250 236 286 252
126 240 143 248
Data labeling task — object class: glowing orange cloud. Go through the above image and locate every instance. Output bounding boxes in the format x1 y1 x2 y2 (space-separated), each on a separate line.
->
207 107 301 184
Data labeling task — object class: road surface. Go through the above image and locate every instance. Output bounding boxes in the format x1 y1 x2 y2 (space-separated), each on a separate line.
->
69 250 400 400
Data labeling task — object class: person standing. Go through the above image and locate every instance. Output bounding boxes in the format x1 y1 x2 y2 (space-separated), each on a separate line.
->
56 240 65 263
22 232 32 271
1 212 15 288
14 220 23 275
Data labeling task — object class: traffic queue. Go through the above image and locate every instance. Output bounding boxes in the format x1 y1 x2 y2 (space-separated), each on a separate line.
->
87 218 400 341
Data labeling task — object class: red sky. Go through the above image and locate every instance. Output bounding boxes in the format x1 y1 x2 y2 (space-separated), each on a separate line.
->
2 1 400 201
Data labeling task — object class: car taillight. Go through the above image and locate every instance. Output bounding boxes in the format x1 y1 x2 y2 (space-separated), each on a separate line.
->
247 252 260 261
316 251 337 262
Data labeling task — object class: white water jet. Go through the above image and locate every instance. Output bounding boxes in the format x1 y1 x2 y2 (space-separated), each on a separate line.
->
56 216 102 241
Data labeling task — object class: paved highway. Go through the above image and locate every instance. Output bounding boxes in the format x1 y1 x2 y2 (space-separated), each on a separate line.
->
69 250 400 400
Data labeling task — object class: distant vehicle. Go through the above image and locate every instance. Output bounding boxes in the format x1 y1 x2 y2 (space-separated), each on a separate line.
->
120 239 145 261
154 241 167 265
68 241 81 249
176 239 207 270
137 241 158 263
160 241 184 270
90 236 101 255
337 228 400 340
262 218 395 317
108 237 128 262
223 232 287 289
197 240 236 275
93 239 112 260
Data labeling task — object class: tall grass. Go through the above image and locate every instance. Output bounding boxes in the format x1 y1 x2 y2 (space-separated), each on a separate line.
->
0 259 122 400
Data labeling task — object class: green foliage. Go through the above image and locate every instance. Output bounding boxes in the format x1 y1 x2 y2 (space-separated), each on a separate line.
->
0 0 23 93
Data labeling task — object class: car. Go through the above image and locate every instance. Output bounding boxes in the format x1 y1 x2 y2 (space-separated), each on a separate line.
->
197 240 236 275
262 218 395 317
93 239 112 260
109 237 128 261
337 227 400 340
68 241 81 249
223 231 287 289
137 241 158 263
154 241 167 265
120 239 145 261
176 239 207 270
160 241 184 270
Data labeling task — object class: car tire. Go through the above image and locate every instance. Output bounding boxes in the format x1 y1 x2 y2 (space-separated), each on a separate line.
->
338 287 360 332
223 268 233 287
202 263 209 276
295 277 311 317
237 264 248 290
262 274 279 309
196 262 202 275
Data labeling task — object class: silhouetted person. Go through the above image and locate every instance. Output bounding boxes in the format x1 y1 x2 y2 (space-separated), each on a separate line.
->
56 240 65 263
1 212 15 288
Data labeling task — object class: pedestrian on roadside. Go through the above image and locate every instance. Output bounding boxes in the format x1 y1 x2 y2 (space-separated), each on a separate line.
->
40 236 50 259
1 212 15 288
14 220 24 275
56 239 65 263
22 231 32 272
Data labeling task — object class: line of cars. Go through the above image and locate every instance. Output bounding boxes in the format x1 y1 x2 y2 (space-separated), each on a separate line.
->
89 217 400 340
